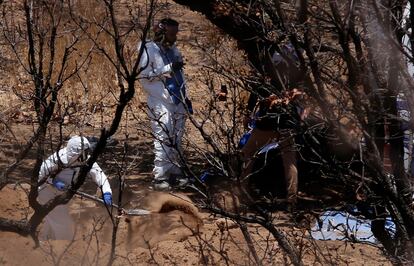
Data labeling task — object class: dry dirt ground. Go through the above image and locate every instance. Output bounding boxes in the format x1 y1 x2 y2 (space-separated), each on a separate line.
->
0 1 393 265
0 183 392 266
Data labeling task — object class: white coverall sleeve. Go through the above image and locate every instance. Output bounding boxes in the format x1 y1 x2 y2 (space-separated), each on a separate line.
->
88 162 112 194
138 41 172 81
38 153 60 181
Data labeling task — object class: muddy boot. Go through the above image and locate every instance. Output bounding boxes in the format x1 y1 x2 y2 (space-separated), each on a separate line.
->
284 194 298 213
153 180 171 191
286 201 297 214
170 174 193 189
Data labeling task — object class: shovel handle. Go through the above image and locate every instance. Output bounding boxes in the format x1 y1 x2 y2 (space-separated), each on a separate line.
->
74 190 151 216
74 190 120 209
45 181 151 216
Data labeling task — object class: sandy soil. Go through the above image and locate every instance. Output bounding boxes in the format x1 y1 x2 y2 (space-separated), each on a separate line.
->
0 183 392 265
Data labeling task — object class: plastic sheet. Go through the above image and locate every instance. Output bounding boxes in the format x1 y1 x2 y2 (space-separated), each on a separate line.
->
311 209 396 243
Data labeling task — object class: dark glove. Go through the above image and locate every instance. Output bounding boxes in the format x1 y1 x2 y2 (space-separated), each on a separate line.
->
172 61 184 71
216 85 228 101
103 192 112 206
185 98 193 114
52 179 66 191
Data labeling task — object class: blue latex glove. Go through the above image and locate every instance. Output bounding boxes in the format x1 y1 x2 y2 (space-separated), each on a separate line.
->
103 192 112 206
238 130 252 149
52 179 66 191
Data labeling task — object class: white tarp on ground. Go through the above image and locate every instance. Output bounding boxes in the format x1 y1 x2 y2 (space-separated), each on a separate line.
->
311 210 396 243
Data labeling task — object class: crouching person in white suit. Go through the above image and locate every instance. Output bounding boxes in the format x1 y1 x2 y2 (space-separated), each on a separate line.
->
37 135 112 240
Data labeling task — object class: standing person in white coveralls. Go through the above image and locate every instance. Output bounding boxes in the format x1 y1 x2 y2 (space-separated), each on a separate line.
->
138 18 192 190
38 136 113 240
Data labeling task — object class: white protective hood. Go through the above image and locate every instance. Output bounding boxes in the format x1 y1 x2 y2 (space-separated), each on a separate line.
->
66 136 90 165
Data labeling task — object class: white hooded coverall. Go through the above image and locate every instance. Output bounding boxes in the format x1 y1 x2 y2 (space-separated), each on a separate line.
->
138 40 188 182
38 136 112 240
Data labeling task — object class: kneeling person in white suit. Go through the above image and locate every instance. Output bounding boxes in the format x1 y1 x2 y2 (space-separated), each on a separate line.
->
38 135 112 240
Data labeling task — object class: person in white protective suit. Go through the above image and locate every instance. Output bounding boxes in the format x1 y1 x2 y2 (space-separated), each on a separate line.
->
37 135 112 240
138 18 193 190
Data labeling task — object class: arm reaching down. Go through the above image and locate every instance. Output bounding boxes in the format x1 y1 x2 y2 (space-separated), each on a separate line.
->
88 162 112 195
38 149 65 185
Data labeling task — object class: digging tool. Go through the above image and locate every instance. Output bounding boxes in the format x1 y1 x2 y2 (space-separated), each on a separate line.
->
43 180 152 216
74 190 152 216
